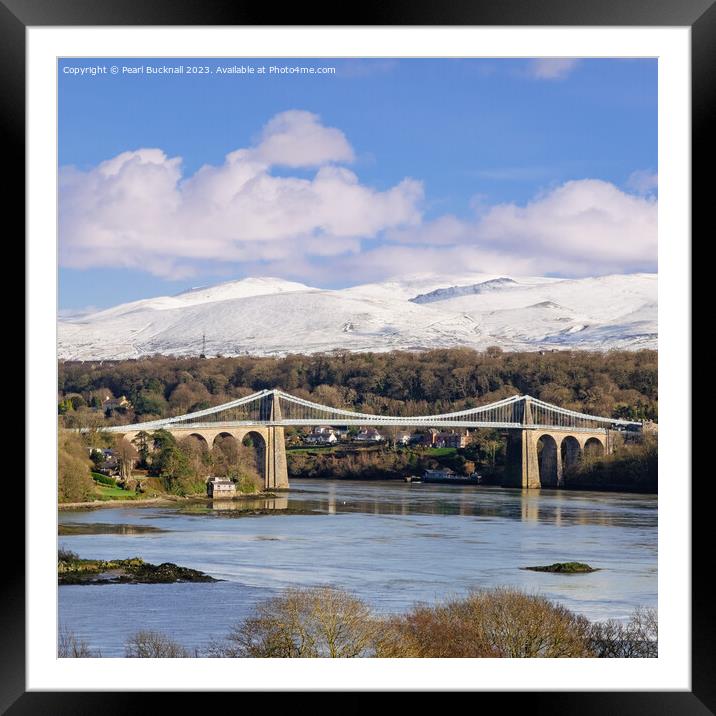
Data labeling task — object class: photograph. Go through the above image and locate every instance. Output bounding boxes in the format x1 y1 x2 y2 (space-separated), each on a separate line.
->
55 55 660 661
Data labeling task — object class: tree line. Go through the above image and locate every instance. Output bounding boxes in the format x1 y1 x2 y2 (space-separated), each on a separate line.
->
58 347 658 427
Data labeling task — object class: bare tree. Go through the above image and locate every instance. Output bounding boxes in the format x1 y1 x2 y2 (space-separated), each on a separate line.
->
378 587 594 658
215 586 380 657
124 630 190 658
179 435 211 481
58 626 100 657
376 605 494 658
589 606 658 658
211 434 239 478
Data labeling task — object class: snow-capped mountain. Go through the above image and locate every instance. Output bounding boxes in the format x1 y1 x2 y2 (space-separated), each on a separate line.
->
409 277 520 304
57 273 657 360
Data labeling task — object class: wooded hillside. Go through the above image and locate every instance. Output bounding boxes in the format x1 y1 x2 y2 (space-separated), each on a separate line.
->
58 348 657 426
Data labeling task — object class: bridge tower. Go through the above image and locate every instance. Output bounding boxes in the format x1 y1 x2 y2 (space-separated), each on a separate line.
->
265 390 289 490
504 396 541 489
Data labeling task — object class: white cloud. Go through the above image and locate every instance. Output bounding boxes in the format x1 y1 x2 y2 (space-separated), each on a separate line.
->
60 111 422 279
229 178 657 285
626 170 658 195
347 179 657 280
476 179 657 270
59 109 656 284
527 59 580 80
250 110 354 167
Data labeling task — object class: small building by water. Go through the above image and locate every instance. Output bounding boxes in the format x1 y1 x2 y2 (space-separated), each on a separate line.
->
206 476 237 499
422 468 481 485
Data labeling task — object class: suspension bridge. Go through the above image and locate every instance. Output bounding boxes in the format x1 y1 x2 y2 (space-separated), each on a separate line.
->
106 389 642 490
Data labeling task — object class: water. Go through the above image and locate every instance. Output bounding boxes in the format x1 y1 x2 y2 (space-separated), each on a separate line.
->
58 480 657 657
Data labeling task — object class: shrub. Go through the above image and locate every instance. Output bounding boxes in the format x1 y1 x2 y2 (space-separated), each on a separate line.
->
213 586 380 657
58 546 79 562
91 472 116 486
238 473 262 493
377 587 594 658
124 630 190 658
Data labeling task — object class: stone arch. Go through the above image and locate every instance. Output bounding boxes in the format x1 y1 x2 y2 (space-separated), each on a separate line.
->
210 432 241 483
212 431 239 449
561 435 582 472
537 434 560 487
584 436 605 460
183 432 210 451
176 433 212 482
240 430 267 485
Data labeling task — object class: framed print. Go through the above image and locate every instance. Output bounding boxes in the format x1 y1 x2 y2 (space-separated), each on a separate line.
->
9 0 707 711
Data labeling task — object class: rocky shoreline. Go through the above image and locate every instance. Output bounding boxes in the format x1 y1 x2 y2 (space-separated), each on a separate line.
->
58 556 220 585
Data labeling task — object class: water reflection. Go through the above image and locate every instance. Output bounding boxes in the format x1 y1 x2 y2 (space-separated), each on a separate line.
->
209 496 289 512
58 522 167 536
281 481 655 528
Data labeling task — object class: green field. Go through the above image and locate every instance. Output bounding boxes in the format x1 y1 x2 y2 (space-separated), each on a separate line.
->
94 484 138 501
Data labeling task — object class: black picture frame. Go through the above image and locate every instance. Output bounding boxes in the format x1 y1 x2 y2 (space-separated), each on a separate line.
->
7 0 705 711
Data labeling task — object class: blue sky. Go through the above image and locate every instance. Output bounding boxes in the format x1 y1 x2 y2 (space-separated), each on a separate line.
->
58 58 657 311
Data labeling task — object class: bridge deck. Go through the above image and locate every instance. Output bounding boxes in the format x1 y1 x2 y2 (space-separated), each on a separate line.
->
101 389 641 434
125 420 611 434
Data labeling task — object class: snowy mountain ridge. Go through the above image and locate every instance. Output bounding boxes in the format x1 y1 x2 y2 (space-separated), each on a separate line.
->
58 272 657 360
409 277 520 304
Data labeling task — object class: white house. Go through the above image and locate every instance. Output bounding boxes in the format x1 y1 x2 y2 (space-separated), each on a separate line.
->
304 426 339 445
354 428 385 443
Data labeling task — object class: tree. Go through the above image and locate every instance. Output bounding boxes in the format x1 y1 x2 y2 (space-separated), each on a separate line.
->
116 438 139 481
377 587 594 658
89 447 106 469
58 348 658 428
132 430 151 468
168 381 210 415
145 429 204 494
124 631 189 658
215 587 380 657
58 626 99 657
484 438 501 466
211 435 234 477
58 397 74 415
58 432 96 503
179 436 211 482
69 394 87 410
589 607 657 658
134 390 168 417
